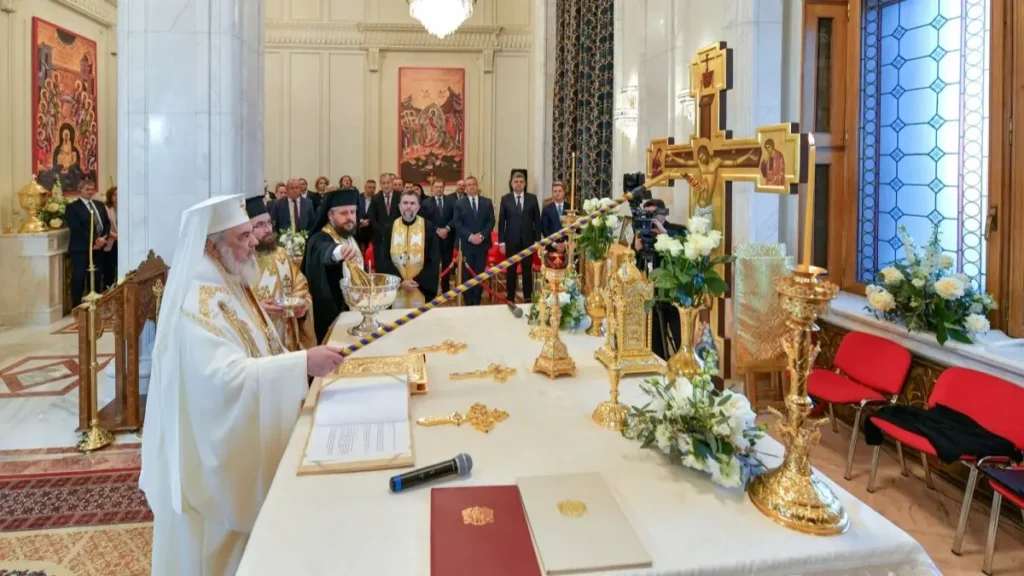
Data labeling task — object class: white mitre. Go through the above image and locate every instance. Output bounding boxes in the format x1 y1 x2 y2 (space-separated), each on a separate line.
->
140 195 249 515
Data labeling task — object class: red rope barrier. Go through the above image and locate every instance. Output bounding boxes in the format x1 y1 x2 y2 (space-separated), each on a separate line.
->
463 262 513 305
438 254 458 279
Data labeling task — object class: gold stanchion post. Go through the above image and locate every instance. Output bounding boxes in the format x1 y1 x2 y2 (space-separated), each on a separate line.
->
78 213 114 452
456 249 464 307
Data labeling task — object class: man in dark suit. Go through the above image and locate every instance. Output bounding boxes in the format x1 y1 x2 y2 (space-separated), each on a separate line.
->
271 178 315 233
541 180 570 254
369 173 400 246
427 179 456 293
452 176 494 305
497 170 541 302
413 183 439 224
66 178 111 306
356 178 376 251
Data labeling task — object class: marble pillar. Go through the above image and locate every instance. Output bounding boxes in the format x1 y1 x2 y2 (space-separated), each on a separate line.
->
611 0 644 200
118 0 264 272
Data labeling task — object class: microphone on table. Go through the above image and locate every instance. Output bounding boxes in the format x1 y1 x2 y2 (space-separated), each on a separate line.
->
389 453 473 493
507 302 524 318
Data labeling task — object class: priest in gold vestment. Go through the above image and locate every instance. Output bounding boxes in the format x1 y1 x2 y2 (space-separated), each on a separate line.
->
140 195 345 576
303 188 365 343
246 194 316 350
375 189 440 309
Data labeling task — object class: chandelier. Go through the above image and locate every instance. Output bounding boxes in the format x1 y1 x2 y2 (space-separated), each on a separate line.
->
408 0 476 39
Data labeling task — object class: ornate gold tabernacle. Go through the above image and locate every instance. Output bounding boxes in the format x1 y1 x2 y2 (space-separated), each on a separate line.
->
592 250 664 430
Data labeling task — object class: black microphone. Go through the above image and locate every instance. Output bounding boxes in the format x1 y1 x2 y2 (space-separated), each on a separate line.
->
389 453 473 493
507 302 524 318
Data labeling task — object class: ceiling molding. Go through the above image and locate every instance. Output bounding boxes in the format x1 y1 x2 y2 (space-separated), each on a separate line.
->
53 0 116 27
265 21 531 53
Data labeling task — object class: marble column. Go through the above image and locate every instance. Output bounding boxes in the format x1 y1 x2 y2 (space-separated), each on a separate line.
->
118 0 264 272
611 0 644 200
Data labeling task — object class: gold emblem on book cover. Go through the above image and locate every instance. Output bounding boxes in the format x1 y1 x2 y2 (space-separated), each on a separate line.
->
462 506 495 526
557 500 588 518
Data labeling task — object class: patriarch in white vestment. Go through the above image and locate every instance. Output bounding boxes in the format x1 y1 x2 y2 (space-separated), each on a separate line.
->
140 195 345 576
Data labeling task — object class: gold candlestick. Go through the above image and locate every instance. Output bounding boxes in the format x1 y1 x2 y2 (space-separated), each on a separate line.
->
802 135 817 265
78 283 113 452
529 261 554 340
746 264 848 535
570 152 577 213
532 267 577 379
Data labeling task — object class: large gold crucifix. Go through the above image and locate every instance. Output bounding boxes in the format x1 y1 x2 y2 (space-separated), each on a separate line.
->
645 42 811 377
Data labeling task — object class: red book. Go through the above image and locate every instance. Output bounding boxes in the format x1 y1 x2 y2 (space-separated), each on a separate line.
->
431 485 542 576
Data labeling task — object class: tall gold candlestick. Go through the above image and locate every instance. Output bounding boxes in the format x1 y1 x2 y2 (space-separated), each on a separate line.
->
570 152 577 213
747 265 846 535
802 135 816 266
86 208 98 299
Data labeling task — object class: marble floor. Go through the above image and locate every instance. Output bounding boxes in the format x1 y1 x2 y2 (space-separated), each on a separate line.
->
1 319 1023 574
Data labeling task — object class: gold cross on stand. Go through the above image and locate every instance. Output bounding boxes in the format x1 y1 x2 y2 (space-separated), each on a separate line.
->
645 41 811 378
416 403 510 433
449 363 517 383
408 339 467 355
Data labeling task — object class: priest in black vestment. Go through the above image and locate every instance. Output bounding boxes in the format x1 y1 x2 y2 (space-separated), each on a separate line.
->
375 189 440 309
303 188 365 343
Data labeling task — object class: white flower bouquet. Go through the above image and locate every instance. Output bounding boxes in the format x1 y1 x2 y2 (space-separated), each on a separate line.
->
278 228 308 259
576 197 620 260
866 223 996 345
39 196 70 229
526 271 587 331
649 216 732 306
623 351 766 488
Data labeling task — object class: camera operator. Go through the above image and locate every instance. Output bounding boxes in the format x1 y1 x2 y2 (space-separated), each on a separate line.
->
633 199 686 265
633 198 687 361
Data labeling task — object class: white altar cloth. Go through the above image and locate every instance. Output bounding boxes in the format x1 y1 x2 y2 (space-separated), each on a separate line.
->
237 305 938 576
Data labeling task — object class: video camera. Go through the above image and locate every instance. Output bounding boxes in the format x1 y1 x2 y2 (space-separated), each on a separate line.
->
622 172 660 262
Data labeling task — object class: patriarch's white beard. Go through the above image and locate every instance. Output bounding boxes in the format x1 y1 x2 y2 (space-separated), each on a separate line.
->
216 244 260 286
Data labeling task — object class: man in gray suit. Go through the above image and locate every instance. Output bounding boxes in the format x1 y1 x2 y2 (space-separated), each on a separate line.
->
271 178 316 233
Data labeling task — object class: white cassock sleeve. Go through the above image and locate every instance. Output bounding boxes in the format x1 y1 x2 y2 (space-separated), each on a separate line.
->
179 319 307 533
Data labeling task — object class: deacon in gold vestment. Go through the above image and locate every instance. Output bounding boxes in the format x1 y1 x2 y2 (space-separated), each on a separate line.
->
245 194 316 350
375 189 440 309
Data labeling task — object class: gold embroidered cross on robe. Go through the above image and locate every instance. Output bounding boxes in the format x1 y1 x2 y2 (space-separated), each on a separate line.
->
390 216 427 309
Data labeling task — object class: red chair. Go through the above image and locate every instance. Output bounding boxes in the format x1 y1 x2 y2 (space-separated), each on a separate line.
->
809 331 912 480
982 465 1024 575
866 367 1024 555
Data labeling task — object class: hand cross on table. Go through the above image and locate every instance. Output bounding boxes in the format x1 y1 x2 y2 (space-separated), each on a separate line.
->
408 339 468 355
415 403 509 434
449 363 517 383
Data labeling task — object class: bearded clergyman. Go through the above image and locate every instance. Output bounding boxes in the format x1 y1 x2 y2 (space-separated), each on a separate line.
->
303 188 364 343
140 195 346 576
246 194 316 350
375 189 440 309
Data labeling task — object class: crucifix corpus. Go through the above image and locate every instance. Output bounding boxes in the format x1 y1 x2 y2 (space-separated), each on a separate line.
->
645 42 811 378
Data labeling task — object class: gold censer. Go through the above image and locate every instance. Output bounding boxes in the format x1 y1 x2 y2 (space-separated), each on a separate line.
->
747 264 849 535
532 266 576 378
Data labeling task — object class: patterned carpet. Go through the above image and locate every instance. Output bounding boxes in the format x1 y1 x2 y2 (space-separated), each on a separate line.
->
0 469 152 532
0 448 152 575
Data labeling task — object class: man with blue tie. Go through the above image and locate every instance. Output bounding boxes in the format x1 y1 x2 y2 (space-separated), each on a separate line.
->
428 179 456 293
540 181 570 254
452 176 494 305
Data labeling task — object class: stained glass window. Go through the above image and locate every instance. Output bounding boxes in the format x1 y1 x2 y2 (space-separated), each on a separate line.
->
856 0 991 289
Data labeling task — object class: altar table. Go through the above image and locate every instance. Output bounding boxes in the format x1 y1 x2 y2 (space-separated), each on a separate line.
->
237 305 938 576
